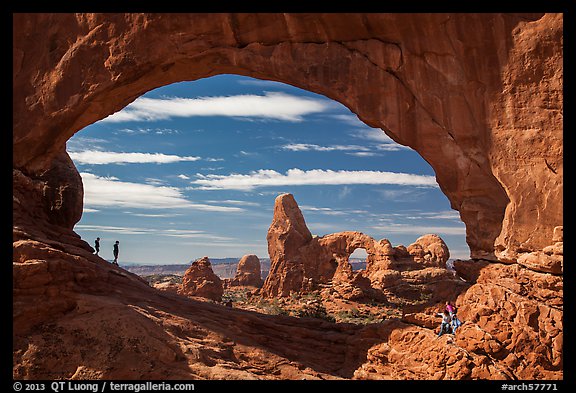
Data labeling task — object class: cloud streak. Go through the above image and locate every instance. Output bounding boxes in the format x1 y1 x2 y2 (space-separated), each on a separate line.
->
191 168 439 190
70 150 201 165
370 223 466 236
80 172 244 212
281 143 373 153
75 224 234 241
351 128 400 144
301 205 369 216
281 140 408 155
101 92 333 123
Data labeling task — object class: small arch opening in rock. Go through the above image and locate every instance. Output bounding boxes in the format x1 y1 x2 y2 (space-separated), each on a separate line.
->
349 248 368 271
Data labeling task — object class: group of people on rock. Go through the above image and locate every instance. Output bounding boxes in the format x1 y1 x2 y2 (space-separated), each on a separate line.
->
94 237 120 266
437 301 462 337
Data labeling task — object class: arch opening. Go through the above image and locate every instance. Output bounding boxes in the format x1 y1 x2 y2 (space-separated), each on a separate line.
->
13 14 522 262
350 249 368 271
67 74 469 268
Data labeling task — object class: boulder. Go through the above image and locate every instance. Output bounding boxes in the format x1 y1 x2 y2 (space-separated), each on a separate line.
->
406 234 450 268
226 254 264 288
178 257 223 302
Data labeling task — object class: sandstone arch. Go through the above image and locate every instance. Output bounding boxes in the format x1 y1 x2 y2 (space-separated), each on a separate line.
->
12 13 564 380
13 13 562 263
318 232 392 281
263 193 454 296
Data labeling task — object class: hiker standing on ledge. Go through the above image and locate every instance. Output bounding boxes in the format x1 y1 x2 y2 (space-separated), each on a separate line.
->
94 237 100 255
113 240 119 265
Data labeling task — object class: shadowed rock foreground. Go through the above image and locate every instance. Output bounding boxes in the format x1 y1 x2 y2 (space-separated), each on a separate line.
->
13 194 563 379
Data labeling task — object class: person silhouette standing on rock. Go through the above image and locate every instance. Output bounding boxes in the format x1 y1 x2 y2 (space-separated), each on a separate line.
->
113 240 119 265
94 237 100 255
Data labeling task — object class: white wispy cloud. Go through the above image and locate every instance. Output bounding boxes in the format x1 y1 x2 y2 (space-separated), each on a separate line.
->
75 224 154 235
80 172 245 212
406 210 463 221
69 150 201 165
370 223 466 236
377 189 429 202
373 144 408 152
300 205 348 216
236 79 293 89
351 128 400 144
281 143 372 152
300 205 370 216
131 213 182 218
115 127 180 135
281 137 407 155
101 92 333 123
67 136 110 152
191 168 439 191
75 224 234 241
204 199 262 207
345 152 379 157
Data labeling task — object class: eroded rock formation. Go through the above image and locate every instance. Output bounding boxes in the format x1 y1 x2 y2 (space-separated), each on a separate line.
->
262 193 461 304
13 13 562 261
224 254 264 288
178 256 223 302
263 193 335 297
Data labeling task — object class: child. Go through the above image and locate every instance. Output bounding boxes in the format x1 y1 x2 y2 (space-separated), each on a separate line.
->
437 310 452 337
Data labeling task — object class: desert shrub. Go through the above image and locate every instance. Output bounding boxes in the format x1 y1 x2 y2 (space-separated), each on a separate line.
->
294 300 335 322
256 298 289 316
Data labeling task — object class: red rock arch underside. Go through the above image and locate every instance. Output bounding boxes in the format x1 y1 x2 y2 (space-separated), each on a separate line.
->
13 13 563 380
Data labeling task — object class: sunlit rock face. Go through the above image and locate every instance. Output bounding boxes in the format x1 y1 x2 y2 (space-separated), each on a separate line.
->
262 193 454 297
13 13 563 380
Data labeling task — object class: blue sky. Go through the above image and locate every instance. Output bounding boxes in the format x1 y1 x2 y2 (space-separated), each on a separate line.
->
67 74 468 265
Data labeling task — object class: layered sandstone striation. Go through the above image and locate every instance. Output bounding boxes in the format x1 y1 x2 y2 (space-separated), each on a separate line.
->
178 257 223 302
13 13 563 380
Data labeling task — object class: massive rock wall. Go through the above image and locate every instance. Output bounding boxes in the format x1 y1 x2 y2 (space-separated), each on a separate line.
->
13 13 562 260
12 13 563 380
